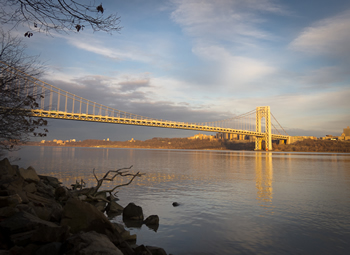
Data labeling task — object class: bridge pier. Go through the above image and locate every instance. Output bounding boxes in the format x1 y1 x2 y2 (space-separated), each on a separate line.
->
255 106 272 151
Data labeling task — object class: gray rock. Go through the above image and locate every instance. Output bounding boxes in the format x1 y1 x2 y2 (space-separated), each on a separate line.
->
106 197 124 216
146 246 168 255
0 158 17 177
112 223 137 242
0 211 58 234
18 166 40 183
62 231 123 255
23 182 37 193
60 198 121 245
134 245 152 255
38 175 61 189
123 203 144 221
144 215 159 225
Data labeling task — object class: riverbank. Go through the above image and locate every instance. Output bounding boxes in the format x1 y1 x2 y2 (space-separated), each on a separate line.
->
26 138 350 153
0 158 167 255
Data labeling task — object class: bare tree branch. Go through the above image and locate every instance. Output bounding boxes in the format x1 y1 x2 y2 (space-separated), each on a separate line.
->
0 0 122 35
0 28 47 151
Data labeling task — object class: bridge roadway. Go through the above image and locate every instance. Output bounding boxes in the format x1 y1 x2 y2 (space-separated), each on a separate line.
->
30 109 289 141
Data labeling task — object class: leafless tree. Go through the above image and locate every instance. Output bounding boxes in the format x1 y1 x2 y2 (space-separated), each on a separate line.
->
0 28 48 151
0 0 122 36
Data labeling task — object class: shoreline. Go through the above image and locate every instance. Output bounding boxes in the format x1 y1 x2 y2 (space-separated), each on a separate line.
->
23 138 350 153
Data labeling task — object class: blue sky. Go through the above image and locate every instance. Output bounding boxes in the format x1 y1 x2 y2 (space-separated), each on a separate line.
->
8 0 350 140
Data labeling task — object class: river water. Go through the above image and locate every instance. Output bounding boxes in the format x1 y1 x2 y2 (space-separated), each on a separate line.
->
6 146 350 255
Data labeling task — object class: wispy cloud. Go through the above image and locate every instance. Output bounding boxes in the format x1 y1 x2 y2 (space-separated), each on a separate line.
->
290 10 350 59
171 0 286 42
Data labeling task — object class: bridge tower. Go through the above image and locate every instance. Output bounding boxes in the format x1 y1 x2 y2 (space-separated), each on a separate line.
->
255 106 272 151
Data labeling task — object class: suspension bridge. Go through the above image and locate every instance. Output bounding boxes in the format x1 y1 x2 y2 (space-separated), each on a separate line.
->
1 61 290 151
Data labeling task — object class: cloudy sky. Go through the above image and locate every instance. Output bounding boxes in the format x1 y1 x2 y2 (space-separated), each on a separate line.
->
9 0 350 140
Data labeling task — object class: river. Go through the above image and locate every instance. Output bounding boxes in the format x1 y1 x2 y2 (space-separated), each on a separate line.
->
6 146 350 255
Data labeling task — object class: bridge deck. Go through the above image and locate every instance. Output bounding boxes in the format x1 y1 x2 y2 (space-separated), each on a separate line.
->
30 109 289 140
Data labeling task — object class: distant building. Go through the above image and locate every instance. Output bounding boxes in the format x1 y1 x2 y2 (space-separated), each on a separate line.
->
285 136 316 143
188 133 215 140
340 126 350 141
40 140 45 143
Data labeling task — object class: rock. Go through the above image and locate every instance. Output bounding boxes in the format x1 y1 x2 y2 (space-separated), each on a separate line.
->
0 211 58 235
16 191 29 204
16 204 38 217
23 182 37 193
112 223 137 242
134 245 152 255
35 242 62 255
55 186 69 200
18 166 40 183
0 158 17 177
25 193 63 221
144 215 159 232
60 198 121 245
1 175 24 196
123 203 144 221
144 215 159 225
35 181 55 199
89 192 107 212
106 196 124 216
0 194 22 207
62 231 123 255
38 175 61 188
146 246 168 255
31 225 70 243
0 211 59 248
172 202 180 207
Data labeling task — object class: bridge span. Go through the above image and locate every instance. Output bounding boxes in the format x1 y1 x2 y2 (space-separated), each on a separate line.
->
1 61 290 151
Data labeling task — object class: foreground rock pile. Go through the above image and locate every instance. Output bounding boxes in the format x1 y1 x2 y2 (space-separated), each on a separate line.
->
0 158 167 255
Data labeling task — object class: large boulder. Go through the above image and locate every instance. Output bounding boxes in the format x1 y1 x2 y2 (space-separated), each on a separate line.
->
38 175 62 189
62 231 123 255
0 211 63 248
0 158 17 177
123 203 144 221
60 198 121 245
17 166 40 183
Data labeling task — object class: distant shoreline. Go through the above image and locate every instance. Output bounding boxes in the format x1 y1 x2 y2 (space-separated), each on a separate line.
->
25 138 350 153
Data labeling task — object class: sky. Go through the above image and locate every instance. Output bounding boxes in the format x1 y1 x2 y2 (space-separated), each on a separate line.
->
5 0 350 141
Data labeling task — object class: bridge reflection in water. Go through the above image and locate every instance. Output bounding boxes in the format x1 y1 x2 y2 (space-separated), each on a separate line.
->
255 153 274 214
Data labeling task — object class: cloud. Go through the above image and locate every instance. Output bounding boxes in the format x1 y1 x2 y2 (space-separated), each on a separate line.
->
192 45 276 87
290 10 350 59
171 0 285 42
66 36 153 63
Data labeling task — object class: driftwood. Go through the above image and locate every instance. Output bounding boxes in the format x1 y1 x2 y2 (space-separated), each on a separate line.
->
72 166 144 207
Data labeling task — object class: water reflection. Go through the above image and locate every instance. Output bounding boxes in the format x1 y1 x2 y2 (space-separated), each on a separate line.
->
6 147 350 255
255 153 274 214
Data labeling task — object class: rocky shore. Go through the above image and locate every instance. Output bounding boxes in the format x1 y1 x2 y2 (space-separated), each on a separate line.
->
0 158 167 255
